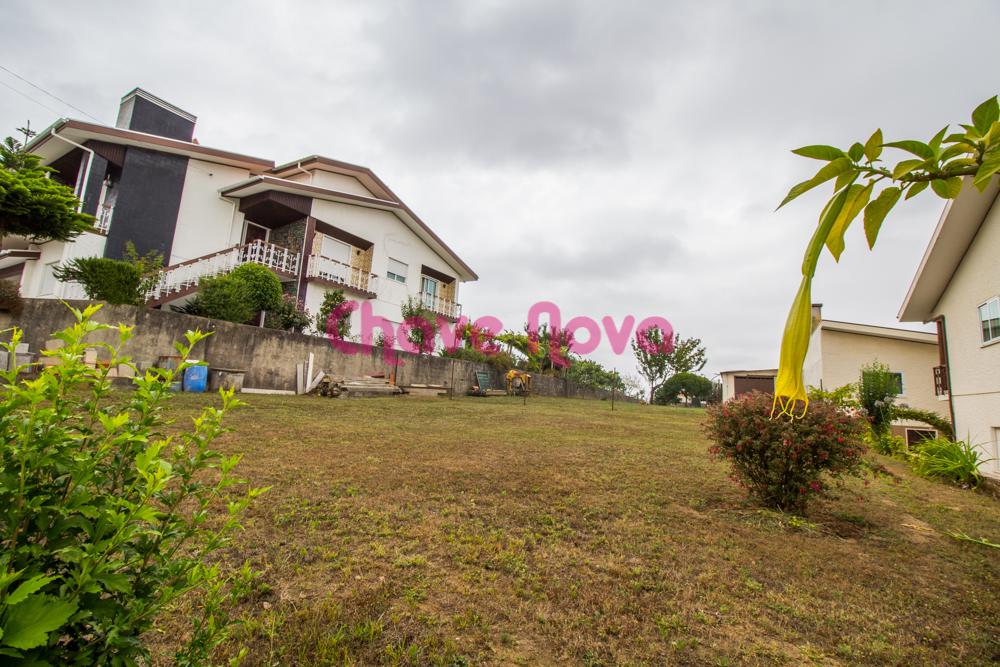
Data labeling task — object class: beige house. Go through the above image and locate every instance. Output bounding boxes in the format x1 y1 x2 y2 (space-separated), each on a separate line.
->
803 304 946 444
899 177 1000 479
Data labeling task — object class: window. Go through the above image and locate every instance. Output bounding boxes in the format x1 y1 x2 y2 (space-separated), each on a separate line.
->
979 296 1000 344
386 258 407 284
319 235 351 264
39 261 59 296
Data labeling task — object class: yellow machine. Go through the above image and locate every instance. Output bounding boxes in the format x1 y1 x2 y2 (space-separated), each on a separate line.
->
505 369 532 396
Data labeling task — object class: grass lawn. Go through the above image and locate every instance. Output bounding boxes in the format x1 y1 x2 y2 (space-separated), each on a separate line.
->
152 394 999 666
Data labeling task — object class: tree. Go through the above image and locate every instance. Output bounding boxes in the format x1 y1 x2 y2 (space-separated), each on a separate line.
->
566 359 624 392
774 96 1000 417
181 263 283 325
631 325 673 403
315 289 353 338
665 334 707 376
0 135 93 241
228 263 283 314
400 296 438 354
655 372 713 406
54 242 162 305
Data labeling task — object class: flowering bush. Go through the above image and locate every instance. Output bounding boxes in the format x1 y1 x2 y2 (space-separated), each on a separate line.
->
706 391 868 512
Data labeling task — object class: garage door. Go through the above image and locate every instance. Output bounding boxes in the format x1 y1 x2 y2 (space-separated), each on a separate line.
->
734 375 775 397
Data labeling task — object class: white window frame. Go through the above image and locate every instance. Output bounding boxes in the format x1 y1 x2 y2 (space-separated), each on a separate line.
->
244 221 269 244
386 258 408 284
978 296 1000 345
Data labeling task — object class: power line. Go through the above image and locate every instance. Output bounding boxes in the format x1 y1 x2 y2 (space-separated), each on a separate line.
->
0 79 65 117
0 64 102 122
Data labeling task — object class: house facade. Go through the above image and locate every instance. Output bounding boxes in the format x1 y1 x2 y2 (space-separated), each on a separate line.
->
899 177 1000 479
803 304 945 444
0 88 477 339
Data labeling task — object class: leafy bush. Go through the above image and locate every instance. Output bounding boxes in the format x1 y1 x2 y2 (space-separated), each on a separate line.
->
706 391 868 512
228 263 283 313
265 293 312 333
566 359 623 392
439 346 516 372
315 289 353 338
179 273 255 323
808 382 859 409
400 297 438 354
892 406 954 441
0 279 24 316
53 242 162 306
910 437 987 488
655 372 713 406
0 305 265 663
869 431 905 456
858 362 899 436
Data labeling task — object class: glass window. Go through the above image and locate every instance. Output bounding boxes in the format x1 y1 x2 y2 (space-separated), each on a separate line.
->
980 297 1000 343
386 258 407 284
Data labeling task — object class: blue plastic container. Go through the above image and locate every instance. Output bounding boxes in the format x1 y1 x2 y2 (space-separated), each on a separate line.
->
183 365 208 393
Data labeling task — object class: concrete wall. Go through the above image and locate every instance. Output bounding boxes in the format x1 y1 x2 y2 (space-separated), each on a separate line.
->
934 200 1000 478
2 300 625 402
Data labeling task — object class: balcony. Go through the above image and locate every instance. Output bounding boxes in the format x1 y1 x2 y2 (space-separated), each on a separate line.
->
94 204 113 234
420 291 461 320
933 365 949 396
306 255 378 297
146 239 299 305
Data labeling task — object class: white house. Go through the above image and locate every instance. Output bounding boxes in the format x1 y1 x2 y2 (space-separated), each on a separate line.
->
899 176 1000 480
0 88 477 340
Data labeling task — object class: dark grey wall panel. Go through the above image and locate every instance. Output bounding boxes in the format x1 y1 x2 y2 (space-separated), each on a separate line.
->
80 154 108 217
126 96 195 141
104 147 188 260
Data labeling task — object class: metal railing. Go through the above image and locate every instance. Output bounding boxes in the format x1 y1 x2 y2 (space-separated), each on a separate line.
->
419 291 461 319
147 239 299 302
306 255 378 294
933 365 949 396
94 205 113 234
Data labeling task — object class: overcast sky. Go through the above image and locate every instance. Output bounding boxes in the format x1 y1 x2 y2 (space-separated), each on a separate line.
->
3 1 997 382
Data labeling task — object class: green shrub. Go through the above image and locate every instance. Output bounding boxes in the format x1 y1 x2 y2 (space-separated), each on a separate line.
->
869 431 905 456
179 273 255 323
858 362 899 436
808 382 859 409
400 297 437 354
910 437 987 488
0 304 265 663
706 392 868 512
315 289 352 338
0 279 24 316
265 293 312 333
892 406 954 440
229 263 283 313
53 243 162 306
655 372 713 406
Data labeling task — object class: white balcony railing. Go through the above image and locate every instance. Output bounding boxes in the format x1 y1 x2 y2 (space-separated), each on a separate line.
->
306 255 378 294
146 239 299 303
419 291 461 319
94 205 113 234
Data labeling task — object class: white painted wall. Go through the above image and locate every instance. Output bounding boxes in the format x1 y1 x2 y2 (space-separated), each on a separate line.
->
20 231 107 299
285 170 376 198
934 201 1000 477
309 198 461 324
170 160 250 264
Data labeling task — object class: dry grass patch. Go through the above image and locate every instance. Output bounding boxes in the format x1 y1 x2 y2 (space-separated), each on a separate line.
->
149 394 1000 666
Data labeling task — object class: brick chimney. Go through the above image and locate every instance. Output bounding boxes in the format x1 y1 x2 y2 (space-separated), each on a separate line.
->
115 88 196 142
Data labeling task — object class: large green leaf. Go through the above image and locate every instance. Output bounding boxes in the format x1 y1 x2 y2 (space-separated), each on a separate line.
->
825 182 872 261
930 177 963 199
905 181 929 199
802 188 849 276
777 157 853 208
791 145 845 161
973 149 1000 189
883 140 934 160
847 142 864 162
892 159 925 179
1 594 77 650
971 96 999 136
5 576 57 607
863 129 882 161
928 126 949 154
864 186 902 249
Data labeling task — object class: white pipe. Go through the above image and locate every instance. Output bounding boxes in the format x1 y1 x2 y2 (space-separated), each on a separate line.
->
50 128 95 213
294 160 313 183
